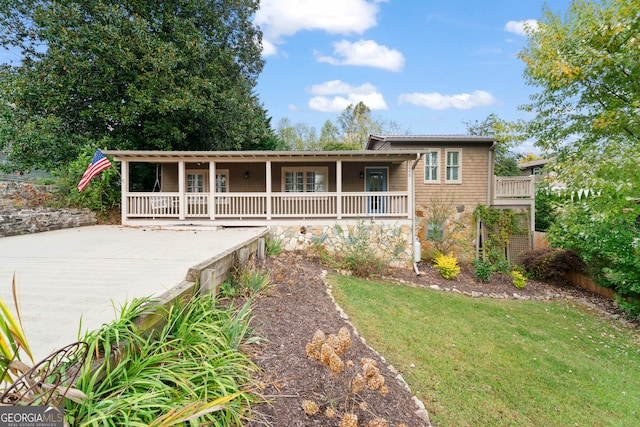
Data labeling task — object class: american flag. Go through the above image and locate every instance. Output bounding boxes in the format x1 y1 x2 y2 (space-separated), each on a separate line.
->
77 149 112 192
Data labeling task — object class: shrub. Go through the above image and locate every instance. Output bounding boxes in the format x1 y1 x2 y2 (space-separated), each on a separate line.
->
318 221 405 278
493 258 511 275
418 195 474 259
433 253 460 280
511 270 527 289
520 248 586 282
472 258 493 282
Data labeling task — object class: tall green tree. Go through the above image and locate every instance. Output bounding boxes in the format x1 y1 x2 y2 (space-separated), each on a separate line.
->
275 118 318 151
0 0 275 172
318 120 340 150
337 101 381 149
519 0 639 182
464 113 523 176
519 0 640 315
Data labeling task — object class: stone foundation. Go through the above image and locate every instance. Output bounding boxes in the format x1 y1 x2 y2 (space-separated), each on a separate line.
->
415 204 477 261
269 221 414 266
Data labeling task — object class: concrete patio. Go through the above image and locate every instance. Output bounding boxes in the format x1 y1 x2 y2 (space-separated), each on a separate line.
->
0 225 266 361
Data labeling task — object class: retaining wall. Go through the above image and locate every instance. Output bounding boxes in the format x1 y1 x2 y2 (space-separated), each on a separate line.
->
1 181 97 237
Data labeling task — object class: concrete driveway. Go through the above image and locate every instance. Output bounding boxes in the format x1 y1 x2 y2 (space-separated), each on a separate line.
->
0 225 266 361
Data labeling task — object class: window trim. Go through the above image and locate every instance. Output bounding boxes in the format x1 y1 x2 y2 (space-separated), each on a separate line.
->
186 170 208 193
445 149 462 184
423 149 440 184
281 166 329 192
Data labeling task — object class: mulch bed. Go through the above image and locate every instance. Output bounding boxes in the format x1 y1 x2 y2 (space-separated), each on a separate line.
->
240 250 633 427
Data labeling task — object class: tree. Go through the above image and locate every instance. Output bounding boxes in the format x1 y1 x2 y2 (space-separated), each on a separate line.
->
276 118 318 151
519 0 640 316
464 113 523 176
318 120 340 150
0 0 275 172
519 0 639 180
337 102 381 149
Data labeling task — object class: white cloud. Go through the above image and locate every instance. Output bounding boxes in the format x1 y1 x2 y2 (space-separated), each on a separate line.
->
254 0 382 55
398 90 498 110
260 39 278 57
317 39 405 72
308 80 388 112
504 19 538 36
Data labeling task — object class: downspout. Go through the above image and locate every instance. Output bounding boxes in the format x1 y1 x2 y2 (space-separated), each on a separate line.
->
411 152 423 276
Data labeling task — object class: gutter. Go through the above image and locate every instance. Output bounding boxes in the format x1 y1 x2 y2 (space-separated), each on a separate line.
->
411 152 423 276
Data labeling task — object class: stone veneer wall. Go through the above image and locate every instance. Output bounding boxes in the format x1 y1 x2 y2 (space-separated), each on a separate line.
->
269 222 414 266
0 181 97 238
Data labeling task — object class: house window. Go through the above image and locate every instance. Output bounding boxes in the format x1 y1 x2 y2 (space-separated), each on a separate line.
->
283 167 327 192
215 170 228 201
532 166 542 176
187 173 204 193
427 221 443 239
424 150 439 183
445 150 461 183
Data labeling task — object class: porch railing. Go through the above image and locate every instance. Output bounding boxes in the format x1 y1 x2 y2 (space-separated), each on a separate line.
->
125 191 409 220
341 192 408 217
494 176 535 202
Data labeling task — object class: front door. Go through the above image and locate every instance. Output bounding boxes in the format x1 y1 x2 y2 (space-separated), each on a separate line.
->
365 168 387 214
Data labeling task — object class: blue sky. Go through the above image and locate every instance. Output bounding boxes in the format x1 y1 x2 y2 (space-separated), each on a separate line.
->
255 0 572 153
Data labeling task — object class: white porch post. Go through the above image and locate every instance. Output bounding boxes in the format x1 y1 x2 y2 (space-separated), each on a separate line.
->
178 161 185 220
209 161 216 220
407 159 413 220
336 160 342 219
266 160 272 220
120 160 129 226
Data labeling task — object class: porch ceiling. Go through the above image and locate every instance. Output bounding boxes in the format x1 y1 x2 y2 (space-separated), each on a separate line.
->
103 150 420 163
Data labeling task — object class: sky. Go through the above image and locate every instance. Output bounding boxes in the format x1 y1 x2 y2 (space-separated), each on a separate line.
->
254 0 572 153
0 0 574 155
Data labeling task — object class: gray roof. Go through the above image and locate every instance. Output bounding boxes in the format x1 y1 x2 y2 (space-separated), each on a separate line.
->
518 158 555 169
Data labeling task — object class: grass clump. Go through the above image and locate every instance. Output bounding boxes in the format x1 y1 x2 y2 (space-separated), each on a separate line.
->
265 236 283 256
220 262 271 298
329 274 640 427
66 295 261 426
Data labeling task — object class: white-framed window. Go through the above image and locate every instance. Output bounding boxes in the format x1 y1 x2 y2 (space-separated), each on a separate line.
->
282 167 327 192
445 150 461 183
532 166 542 176
187 173 205 193
215 169 229 202
424 150 440 183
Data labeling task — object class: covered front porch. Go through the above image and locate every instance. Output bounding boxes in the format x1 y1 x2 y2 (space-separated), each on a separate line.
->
105 150 421 227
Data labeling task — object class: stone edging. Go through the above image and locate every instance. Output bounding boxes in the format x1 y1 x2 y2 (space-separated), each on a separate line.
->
321 270 432 427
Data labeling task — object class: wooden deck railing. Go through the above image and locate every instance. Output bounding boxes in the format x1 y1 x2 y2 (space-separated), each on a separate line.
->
125 191 409 220
494 176 535 205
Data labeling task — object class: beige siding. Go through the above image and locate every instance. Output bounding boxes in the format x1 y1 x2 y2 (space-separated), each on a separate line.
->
161 163 178 192
157 160 409 194
405 143 491 209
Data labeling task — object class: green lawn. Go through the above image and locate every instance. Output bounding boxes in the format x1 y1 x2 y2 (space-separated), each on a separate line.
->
328 274 640 427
